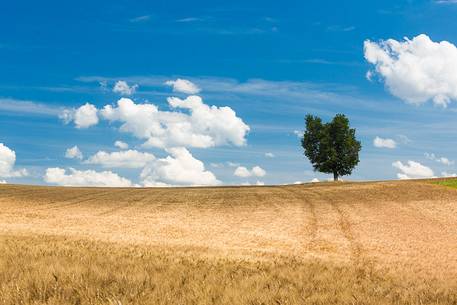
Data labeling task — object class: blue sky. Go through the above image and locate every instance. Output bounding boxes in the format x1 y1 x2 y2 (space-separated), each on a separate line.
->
2 0 457 186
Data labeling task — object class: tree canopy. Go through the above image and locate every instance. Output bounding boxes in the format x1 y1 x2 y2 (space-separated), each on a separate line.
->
301 114 361 181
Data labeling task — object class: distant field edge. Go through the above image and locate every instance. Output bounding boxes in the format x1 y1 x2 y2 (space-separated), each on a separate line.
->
1 177 457 190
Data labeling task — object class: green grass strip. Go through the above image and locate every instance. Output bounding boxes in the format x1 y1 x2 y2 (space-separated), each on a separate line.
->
433 178 457 189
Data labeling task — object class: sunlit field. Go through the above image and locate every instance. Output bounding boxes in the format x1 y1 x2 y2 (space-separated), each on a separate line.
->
1 180 457 304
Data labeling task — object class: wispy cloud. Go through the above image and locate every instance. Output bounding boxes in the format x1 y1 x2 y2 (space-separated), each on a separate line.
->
196 26 278 35
78 75 349 103
129 15 151 23
0 84 100 94
397 134 412 144
327 25 356 32
175 17 204 23
0 98 61 116
277 58 362 66
76 75 386 115
424 153 454 165
434 0 457 3
263 17 278 23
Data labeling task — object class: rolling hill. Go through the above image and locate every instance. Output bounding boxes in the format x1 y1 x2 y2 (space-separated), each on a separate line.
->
0 180 456 304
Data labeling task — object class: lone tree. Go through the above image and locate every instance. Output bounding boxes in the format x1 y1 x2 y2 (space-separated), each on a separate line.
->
301 114 361 181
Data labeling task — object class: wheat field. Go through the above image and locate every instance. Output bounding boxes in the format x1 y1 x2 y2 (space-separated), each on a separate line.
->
0 180 457 304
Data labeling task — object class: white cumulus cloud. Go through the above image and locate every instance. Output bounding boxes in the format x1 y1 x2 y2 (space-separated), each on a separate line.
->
265 152 275 158
113 80 138 96
44 167 133 187
252 166 266 177
85 150 155 168
141 147 220 187
0 143 28 178
114 140 129 150
365 34 457 107
100 96 249 149
392 160 434 179
373 136 396 149
425 153 454 165
234 166 251 178
60 103 99 128
234 165 266 178
65 145 83 160
165 78 201 95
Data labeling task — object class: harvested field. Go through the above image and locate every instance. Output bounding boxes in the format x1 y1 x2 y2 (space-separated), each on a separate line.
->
0 180 457 304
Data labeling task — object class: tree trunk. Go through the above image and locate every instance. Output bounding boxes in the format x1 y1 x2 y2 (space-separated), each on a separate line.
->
333 172 338 181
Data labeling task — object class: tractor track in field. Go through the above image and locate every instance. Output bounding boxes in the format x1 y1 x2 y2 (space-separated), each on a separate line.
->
280 187 318 253
0 188 66 200
280 186 365 264
96 192 152 216
32 190 120 211
330 200 364 264
317 191 364 265
0 189 111 214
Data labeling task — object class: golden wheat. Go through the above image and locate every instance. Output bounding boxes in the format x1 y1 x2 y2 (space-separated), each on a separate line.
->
0 180 456 304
